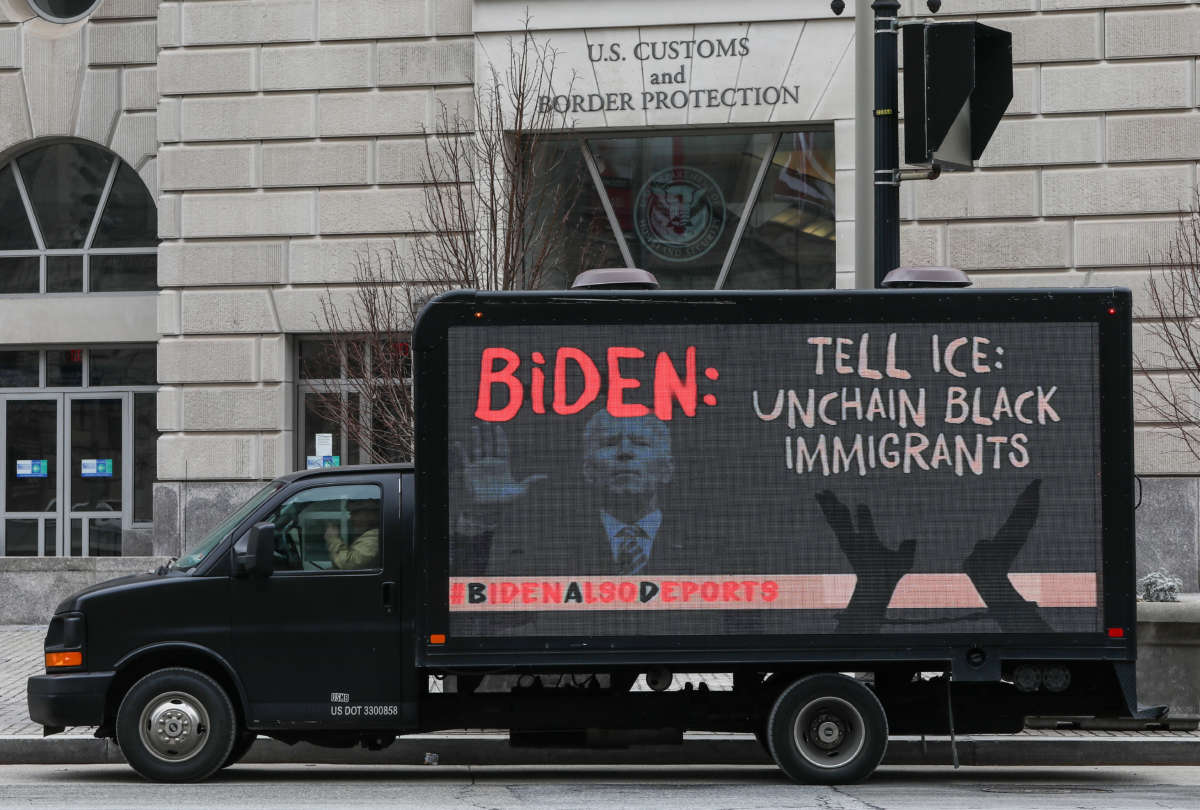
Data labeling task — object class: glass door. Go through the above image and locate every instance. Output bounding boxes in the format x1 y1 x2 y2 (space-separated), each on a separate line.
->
1 395 61 556
66 393 127 556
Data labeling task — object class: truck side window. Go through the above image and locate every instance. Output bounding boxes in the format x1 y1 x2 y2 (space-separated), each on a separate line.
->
248 483 382 572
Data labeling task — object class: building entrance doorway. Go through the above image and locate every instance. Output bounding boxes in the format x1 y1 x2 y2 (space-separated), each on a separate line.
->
1 392 132 556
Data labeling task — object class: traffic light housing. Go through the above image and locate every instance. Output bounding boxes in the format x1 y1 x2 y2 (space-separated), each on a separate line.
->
903 21 1013 169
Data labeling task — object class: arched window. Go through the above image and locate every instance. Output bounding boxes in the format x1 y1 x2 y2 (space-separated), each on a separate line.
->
28 0 102 24
0 142 157 295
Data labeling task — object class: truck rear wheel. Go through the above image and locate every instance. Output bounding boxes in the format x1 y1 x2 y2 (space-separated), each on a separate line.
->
767 674 887 785
115 667 236 782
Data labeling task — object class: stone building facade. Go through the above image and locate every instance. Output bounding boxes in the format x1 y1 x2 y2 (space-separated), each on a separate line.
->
0 0 1197 620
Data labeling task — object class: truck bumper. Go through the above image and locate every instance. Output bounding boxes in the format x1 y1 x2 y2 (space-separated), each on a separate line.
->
27 672 113 728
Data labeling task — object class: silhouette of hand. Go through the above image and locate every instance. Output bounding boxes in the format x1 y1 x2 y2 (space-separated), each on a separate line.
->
816 490 917 632
963 479 1049 632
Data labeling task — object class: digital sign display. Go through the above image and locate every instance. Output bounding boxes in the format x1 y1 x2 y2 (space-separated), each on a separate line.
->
445 321 1103 638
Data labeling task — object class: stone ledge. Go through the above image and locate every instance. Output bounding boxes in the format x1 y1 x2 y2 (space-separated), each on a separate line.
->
1138 594 1200 623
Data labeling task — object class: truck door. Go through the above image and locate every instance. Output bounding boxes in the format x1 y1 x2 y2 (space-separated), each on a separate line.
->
229 475 413 729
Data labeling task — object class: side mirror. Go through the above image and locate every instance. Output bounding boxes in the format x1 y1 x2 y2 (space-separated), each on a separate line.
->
237 522 276 577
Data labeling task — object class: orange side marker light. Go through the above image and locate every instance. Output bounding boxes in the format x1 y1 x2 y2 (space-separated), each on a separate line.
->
45 651 82 668
429 634 446 645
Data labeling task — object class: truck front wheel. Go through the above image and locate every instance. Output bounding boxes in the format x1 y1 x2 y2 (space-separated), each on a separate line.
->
767 674 887 785
115 667 237 782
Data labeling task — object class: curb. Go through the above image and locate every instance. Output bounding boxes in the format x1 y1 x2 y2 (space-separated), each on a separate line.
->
2 733 1199 767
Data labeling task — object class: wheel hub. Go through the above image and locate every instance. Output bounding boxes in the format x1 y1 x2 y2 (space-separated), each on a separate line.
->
138 691 210 763
792 696 867 769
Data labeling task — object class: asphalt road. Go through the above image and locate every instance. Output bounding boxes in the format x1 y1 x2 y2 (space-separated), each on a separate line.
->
3 764 1200 809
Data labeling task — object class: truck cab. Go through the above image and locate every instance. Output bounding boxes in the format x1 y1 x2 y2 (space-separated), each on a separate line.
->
29 464 419 781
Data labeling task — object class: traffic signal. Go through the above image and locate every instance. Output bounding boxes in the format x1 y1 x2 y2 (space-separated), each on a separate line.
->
903 21 1013 170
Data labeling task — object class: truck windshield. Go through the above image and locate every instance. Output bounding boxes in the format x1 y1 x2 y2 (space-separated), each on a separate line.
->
172 481 286 572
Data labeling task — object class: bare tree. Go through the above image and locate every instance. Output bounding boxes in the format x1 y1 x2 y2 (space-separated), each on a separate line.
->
310 26 588 464
1138 188 1200 463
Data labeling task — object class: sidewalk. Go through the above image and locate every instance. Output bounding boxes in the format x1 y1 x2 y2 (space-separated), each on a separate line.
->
4 625 1200 768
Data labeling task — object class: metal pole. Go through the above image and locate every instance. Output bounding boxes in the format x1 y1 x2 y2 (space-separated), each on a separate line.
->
854 0 875 291
872 0 901 288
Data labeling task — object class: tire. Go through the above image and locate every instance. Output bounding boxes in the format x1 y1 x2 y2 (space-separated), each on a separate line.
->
115 667 237 783
221 730 257 769
766 674 888 785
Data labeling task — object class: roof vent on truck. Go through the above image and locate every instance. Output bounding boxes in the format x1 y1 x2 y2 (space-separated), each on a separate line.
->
881 266 973 288
571 268 660 290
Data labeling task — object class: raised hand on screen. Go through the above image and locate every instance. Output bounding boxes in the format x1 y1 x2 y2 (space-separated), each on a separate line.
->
963 478 1050 633
815 490 916 633
453 424 548 511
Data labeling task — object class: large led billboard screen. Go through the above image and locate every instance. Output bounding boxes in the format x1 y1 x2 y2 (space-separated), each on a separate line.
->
443 320 1102 639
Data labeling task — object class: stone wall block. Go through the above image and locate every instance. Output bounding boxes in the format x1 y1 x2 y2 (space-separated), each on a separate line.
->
317 187 425 235
76 68 121 144
272 286 359 333
1075 218 1179 267
288 237 418 284
260 334 288 382
160 143 256 191
1043 165 1193 217
967 271 1085 290
87 19 156 65
1044 0 1187 9
157 434 260 480
1042 61 1191 113
1107 113 1200 163
262 432 287 478
157 387 181 432
0 71 30 152
0 1 33 23
318 0 426 40
159 47 257 95
377 40 473 86
181 289 279 334
946 222 1071 270
374 137 427 184
158 240 286 286
261 141 369 187
159 337 257 383
23 21 83 136
157 288 180 335
1008 66 1037 116
262 43 371 91
900 224 944 267
986 13 1102 64
156 95 179 142
109 111 156 169
317 90 427 137
158 192 180 238
978 117 1101 168
1107 7 1200 59
181 94 315 141
181 386 285 431
138 156 156 198
901 0 1032 11
1135 322 1185 373
912 170 1039 220
122 66 156 110
435 0 469 34
182 0 314 46
157 1 180 47
94 0 158 18
0 24 20 69
1135 427 1200 475
181 190 314 238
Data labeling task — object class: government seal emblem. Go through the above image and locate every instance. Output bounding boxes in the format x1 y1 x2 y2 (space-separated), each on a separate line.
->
634 166 726 263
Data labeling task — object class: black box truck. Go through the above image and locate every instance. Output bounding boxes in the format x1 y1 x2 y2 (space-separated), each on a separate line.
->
29 287 1154 783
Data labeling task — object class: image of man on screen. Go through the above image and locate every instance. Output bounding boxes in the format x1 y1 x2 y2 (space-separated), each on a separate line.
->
453 412 698 576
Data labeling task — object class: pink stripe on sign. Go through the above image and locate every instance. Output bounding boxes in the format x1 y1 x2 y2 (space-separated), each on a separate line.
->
447 573 1097 612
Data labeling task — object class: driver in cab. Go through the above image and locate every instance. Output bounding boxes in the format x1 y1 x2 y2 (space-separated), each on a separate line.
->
323 499 380 569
